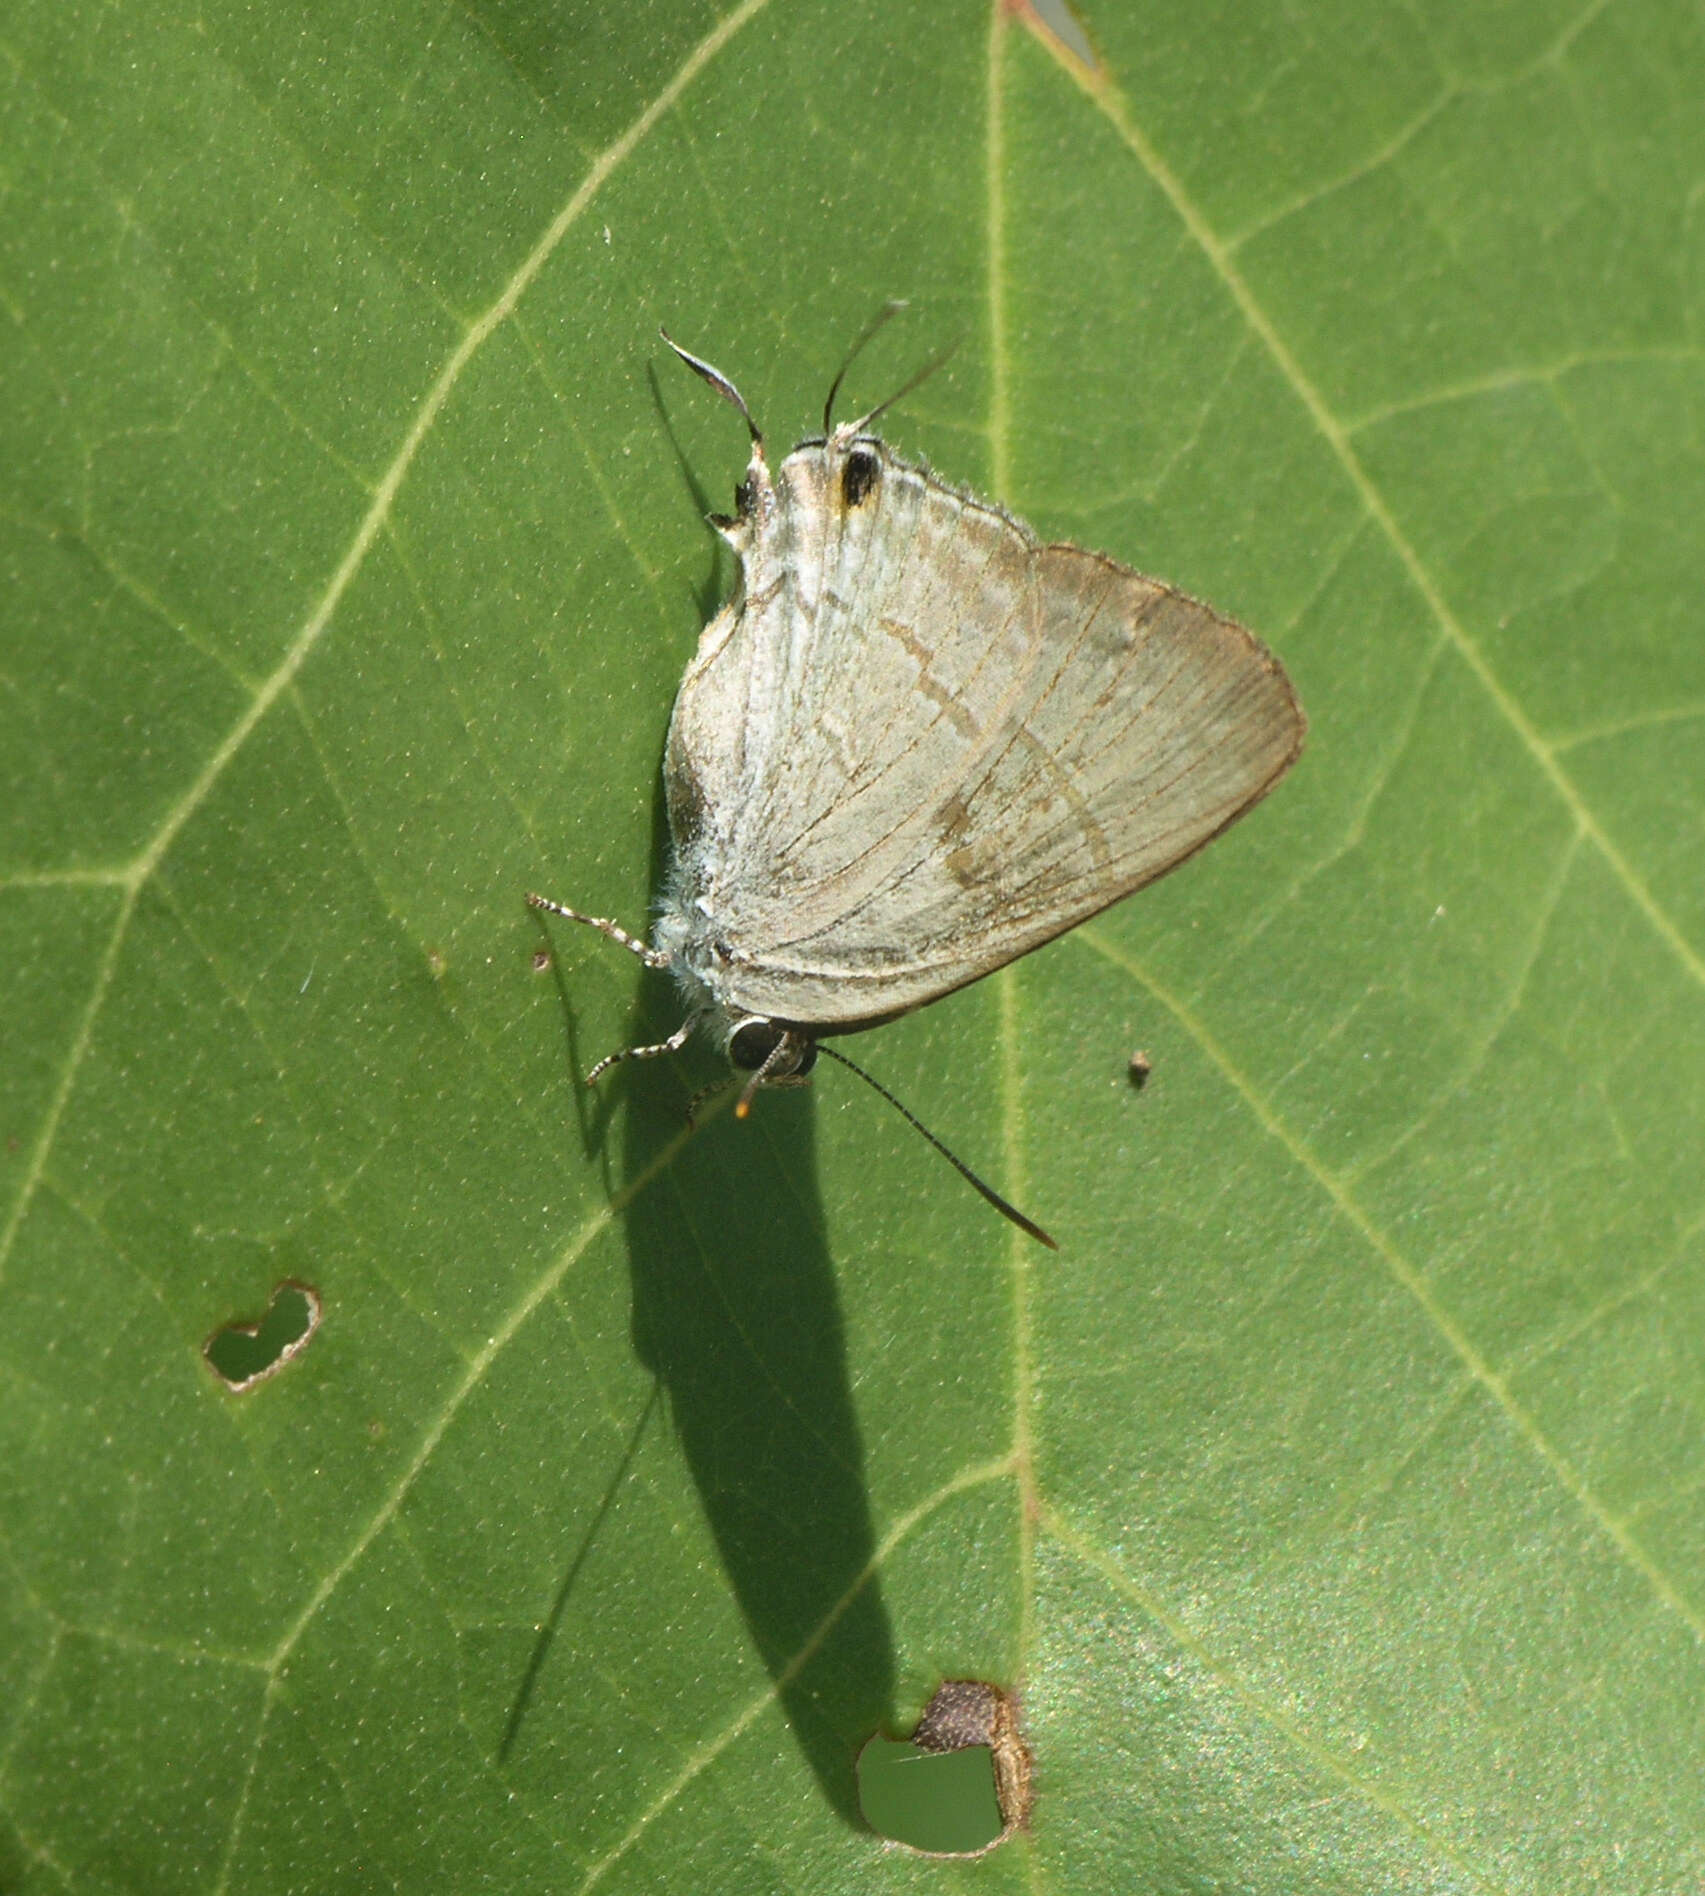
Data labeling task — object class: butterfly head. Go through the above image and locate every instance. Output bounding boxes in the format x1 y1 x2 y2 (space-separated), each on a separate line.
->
725 1016 818 1118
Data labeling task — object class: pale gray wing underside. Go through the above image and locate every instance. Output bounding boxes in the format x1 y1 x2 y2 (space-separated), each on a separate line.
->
667 445 1304 1026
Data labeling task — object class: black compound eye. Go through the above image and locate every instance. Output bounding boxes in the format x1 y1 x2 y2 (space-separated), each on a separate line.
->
842 445 880 509
728 1019 786 1071
726 1021 820 1078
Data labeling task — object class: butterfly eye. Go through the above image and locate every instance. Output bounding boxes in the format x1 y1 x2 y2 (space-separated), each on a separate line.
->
726 1019 818 1078
734 475 756 517
728 1018 785 1070
842 446 880 509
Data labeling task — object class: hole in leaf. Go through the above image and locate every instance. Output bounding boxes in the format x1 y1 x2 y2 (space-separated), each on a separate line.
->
859 1740 1003 1855
204 1281 321 1392
858 1680 1031 1856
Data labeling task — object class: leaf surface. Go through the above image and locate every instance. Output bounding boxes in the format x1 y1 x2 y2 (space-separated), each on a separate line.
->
3 2 1703 1890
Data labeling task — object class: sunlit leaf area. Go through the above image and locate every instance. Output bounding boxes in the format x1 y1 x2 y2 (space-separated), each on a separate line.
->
3 2 1703 1889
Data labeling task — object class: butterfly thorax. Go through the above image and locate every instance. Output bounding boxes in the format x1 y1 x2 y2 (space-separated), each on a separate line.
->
652 865 735 1031
653 863 818 1081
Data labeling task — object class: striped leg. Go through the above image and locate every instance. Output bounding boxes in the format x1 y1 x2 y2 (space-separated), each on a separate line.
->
526 892 670 969
527 892 696 1084
586 1014 700 1086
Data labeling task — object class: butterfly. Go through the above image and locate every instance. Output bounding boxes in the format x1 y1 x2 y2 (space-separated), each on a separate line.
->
531 318 1305 1246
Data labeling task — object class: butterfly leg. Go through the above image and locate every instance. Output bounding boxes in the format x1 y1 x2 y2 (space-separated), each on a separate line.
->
526 892 670 969
585 1014 701 1087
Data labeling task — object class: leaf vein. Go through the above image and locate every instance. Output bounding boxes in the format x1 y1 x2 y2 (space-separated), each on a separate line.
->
1042 1506 1512 1894
1078 72 1705 989
0 0 774 1295
572 1451 1017 1894
1075 926 1705 1645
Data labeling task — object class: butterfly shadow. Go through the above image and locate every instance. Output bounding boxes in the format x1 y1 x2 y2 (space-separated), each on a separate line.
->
609 760 898 1828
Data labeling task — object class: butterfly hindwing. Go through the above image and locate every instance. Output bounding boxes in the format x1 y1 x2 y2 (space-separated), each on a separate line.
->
667 437 1303 1029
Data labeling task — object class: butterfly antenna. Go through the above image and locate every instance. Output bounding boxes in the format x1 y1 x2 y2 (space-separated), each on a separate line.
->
817 1044 1058 1250
846 339 962 440
661 329 763 450
823 299 909 434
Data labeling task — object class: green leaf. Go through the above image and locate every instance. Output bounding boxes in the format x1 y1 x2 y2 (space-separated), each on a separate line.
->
3 1 1702 1890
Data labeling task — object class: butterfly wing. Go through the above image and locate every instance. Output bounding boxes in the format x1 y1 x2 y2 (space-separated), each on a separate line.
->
667 441 1304 1027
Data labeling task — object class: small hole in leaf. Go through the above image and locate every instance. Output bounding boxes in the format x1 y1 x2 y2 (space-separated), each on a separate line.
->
204 1281 321 1392
531 948 552 972
859 1740 1002 1855
858 1680 1031 1857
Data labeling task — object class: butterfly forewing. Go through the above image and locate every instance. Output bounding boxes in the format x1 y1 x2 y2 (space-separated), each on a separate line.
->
668 438 1303 1029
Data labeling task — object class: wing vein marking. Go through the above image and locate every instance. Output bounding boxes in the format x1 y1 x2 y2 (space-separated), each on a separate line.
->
762 485 1027 878
770 554 1127 956
759 530 1056 952
1008 653 1274 899
979 588 1210 887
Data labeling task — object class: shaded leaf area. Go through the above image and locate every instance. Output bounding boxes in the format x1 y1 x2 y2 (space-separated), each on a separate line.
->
2 1 1702 1892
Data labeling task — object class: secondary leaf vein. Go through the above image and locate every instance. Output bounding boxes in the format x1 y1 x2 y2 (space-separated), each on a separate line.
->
1076 925 1705 1645
1078 71 1705 990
